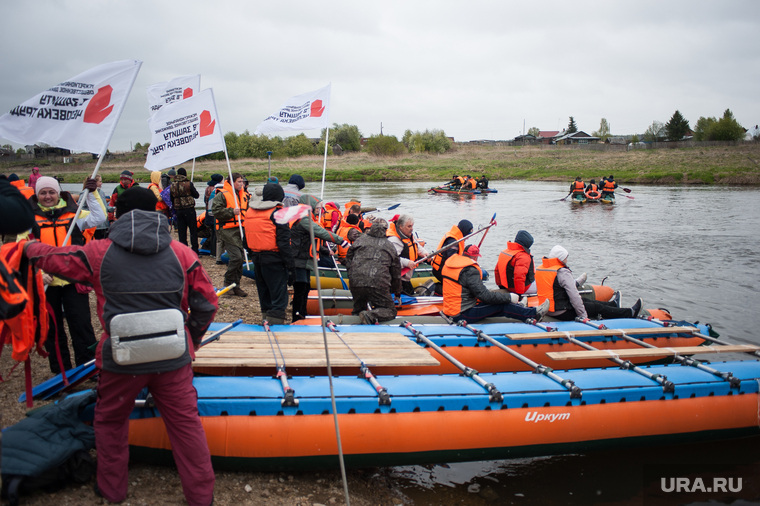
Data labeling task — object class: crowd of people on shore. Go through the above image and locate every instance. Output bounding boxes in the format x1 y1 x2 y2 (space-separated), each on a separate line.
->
1 166 646 504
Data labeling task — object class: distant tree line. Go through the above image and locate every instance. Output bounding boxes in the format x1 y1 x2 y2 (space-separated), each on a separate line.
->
134 123 454 160
525 110 749 144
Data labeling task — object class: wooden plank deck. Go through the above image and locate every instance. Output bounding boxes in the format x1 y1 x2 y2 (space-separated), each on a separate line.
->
546 344 759 361
193 331 440 368
505 326 703 341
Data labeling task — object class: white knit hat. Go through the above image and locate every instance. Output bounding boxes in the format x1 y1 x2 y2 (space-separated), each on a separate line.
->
35 176 60 197
548 245 569 263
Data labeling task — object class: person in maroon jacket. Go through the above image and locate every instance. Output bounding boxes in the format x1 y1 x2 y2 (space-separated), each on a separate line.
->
24 187 217 506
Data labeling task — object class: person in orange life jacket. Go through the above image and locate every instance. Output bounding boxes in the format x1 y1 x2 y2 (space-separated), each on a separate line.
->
585 179 599 194
170 167 201 254
321 201 342 233
536 245 642 322
109 170 138 222
570 176 585 196
345 219 401 324
0 175 34 240
494 229 537 298
244 183 294 325
203 174 223 257
24 187 218 505
464 176 477 190
28 166 42 191
212 173 248 297
386 214 429 296
442 245 550 323
600 174 618 198
336 213 363 262
19 176 105 373
7 173 34 199
431 219 473 283
290 193 349 322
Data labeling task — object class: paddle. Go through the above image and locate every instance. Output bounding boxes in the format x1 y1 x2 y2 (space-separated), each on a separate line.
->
477 213 497 248
559 191 573 202
19 318 243 403
329 253 349 290
363 203 400 214
401 214 497 277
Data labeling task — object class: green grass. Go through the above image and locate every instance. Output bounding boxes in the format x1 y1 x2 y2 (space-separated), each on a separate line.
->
5 143 760 186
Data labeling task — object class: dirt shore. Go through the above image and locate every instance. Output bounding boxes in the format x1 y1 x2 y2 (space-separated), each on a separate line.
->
0 242 408 505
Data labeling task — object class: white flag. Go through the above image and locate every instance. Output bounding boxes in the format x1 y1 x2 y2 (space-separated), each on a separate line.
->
254 84 331 135
0 60 141 153
147 74 201 116
144 88 225 171
274 204 311 224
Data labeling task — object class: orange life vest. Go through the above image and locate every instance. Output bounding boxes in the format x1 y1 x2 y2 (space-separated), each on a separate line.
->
335 223 361 258
465 178 477 190
387 222 419 261
535 257 570 312
0 241 48 363
343 201 361 220
320 202 341 232
10 179 34 199
571 181 585 194
602 180 616 192
217 183 245 230
197 211 206 230
430 225 464 277
32 204 84 247
441 254 482 316
244 206 281 252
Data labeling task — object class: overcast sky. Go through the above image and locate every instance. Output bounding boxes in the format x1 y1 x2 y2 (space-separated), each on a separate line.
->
2 0 758 152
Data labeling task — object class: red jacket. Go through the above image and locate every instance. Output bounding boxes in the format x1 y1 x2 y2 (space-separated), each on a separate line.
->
494 242 535 295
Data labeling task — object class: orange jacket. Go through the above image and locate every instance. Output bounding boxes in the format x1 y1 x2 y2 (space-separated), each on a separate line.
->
0 241 48 363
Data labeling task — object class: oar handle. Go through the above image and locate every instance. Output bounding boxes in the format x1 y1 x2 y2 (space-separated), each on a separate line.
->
215 283 236 297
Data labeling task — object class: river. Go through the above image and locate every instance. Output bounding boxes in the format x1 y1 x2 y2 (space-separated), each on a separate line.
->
75 179 760 504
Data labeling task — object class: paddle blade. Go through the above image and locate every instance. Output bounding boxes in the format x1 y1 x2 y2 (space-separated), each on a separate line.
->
623 187 632 193
387 203 401 210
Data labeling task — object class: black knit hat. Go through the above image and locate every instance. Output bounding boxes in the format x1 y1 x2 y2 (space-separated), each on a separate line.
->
207 173 223 186
457 219 473 236
116 187 157 218
514 230 534 250
262 182 285 202
176 167 187 176
288 174 305 190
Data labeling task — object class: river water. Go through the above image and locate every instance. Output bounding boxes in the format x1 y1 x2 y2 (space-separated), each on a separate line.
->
76 179 760 504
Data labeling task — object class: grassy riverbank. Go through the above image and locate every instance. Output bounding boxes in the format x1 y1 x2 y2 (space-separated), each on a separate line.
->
5 142 760 186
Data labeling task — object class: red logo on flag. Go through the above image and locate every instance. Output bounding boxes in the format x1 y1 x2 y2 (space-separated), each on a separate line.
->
83 85 114 124
199 110 215 137
183 87 193 99
310 99 325 118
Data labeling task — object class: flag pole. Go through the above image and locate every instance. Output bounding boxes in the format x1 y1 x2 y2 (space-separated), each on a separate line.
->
320 126 329 201
210 90 250 267
62 61 143 247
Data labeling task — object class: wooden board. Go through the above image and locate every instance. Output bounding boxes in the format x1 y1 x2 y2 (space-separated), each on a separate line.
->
193 331 440 368
546 344 759 361
505 326 703 341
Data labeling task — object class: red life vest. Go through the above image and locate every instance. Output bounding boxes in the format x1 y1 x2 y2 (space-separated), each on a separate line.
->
441 254 482 317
